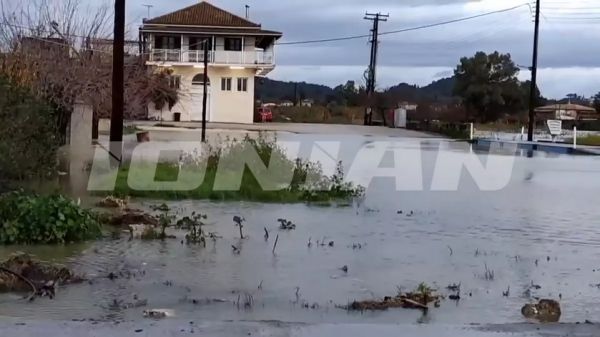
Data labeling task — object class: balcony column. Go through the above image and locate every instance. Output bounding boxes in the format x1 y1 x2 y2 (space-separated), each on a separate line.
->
180 35 184 62
241 36 245 64
212 36 216 63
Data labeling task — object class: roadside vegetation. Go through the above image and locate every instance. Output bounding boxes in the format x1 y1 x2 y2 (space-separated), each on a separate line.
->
109 135 365 204
0 76 60 181
570 134 600 146
0 191 102 244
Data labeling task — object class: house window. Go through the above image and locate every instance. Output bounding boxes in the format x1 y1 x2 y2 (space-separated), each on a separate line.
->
154 35 181 49
169 75 181 89
192 74 210 86
224 38 242 51
221 77 232 91
189 37 212 51
237 78 248 92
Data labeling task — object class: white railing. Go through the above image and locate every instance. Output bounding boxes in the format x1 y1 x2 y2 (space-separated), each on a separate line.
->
151 49 181 62
185 50 214 63
150 49 274 65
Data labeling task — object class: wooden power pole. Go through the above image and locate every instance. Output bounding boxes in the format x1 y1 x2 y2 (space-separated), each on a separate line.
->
110 0 126 164
201 39 209 142
364 12 388 126
527 0 541 142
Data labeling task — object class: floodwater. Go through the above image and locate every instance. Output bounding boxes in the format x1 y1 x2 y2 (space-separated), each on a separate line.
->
1 130 600 327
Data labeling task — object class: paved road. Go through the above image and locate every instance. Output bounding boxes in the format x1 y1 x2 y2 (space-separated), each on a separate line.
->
119 120 441 138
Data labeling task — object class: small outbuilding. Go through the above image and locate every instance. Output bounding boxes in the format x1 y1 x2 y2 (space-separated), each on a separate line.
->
535 103 598 121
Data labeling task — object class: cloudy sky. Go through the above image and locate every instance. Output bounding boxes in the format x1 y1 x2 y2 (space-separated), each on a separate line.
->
124 0 600 98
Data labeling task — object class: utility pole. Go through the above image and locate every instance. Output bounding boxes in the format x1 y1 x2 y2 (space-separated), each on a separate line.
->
245 5 250 19
527 0 541 142
364 12 388 126
110 0 126 164
142 4 153 18
201 39 209 142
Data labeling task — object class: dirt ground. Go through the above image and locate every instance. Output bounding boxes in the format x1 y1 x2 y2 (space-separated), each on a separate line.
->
1 320 599 337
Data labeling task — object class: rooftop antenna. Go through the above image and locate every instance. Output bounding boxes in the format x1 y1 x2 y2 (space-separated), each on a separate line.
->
245 5 250 19
142 4 154 18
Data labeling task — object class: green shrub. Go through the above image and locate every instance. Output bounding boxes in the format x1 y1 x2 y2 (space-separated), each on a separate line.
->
0 191 102 244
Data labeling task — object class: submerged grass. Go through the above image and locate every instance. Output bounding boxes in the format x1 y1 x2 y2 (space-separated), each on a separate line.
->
109 135 365 204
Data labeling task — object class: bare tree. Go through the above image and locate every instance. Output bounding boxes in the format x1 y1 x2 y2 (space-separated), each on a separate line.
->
0 0 178 141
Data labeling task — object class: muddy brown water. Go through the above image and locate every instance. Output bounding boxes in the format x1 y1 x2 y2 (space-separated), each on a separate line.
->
1 134 600 325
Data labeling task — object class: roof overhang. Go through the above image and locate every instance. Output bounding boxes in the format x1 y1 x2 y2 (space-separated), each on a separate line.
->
140 25 282 38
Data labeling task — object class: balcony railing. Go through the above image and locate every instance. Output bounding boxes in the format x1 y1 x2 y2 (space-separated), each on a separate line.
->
150 49 274 65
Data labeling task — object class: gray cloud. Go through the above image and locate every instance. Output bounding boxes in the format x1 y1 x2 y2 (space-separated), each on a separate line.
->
122 0 600 97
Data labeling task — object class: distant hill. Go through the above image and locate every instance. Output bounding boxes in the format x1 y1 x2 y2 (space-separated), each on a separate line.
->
256 77 457 105
385 77 455 103
255 78 335 103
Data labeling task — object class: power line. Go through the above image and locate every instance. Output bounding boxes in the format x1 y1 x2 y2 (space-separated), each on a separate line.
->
277 4 530 45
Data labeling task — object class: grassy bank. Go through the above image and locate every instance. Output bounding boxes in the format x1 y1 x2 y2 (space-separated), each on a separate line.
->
568 134 600 146
108 136 364 204
407 121 471 140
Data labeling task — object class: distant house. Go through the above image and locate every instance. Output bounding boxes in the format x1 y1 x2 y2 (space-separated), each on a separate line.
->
398 102 418 111
140 1 282 123
20 36 70 57
300 99 314 107
90 38 140 56
279 100 294 107
535 103 598 121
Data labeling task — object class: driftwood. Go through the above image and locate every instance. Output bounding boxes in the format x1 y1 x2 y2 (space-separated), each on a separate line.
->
0 253 80 300
0 266 36 300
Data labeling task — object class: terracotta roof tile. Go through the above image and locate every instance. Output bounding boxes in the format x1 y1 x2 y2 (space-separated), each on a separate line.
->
145 1 260 28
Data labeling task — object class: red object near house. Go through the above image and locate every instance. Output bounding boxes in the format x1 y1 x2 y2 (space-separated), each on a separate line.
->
255 107 273 123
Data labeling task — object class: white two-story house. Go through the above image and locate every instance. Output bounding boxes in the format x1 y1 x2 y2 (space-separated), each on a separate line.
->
140 1 282 123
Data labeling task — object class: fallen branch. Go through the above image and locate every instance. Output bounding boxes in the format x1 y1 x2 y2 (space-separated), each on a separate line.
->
0 266 37 301
401 298 429 310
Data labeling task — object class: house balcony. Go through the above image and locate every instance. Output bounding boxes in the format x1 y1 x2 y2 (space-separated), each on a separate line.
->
149 49 275 66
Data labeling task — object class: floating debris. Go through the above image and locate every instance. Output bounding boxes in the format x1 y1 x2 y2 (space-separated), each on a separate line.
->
446 283 461 292
521 299 561 323
277 218 296 230
143 309 174 319
96 196 128 209
343 283 440 312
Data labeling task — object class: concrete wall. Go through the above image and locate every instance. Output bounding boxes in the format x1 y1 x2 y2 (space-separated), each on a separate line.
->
148 66 256 124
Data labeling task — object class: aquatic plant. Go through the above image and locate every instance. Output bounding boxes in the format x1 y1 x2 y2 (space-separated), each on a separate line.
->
0 191 101 244
233 216 245 239
176 212 208 246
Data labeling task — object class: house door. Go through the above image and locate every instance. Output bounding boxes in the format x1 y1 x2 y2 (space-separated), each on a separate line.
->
190 74 211 122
